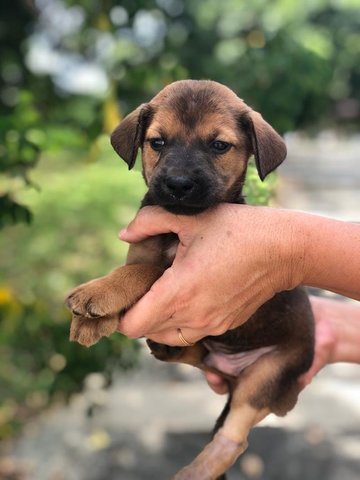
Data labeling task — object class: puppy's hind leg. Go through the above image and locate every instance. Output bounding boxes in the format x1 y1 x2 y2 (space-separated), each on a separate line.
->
173 348 305 480
173 403 270 480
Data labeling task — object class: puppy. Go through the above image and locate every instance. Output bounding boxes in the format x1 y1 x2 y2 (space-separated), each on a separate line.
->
66 80 314 480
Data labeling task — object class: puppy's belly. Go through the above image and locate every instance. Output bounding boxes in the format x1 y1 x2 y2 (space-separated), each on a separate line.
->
203 343 276 377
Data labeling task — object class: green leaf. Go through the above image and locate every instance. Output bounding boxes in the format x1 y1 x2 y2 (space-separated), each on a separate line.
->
0 195 32 229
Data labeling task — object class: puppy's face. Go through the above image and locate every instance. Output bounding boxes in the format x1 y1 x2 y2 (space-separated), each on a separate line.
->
111 80 286 214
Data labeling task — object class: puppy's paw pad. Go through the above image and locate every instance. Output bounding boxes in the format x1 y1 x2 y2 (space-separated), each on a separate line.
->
70 314 118 347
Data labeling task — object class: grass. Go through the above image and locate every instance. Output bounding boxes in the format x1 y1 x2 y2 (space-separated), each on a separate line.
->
0 136 147 309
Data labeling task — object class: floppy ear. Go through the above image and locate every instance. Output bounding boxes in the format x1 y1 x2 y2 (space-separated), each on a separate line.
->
110 104 153 169
244 111 287 181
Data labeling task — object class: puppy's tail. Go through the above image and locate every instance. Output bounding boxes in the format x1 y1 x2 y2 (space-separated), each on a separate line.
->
212 395 232 480
213 395 231 436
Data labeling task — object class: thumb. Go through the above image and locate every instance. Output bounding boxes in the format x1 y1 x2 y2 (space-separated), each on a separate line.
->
119 206 187 243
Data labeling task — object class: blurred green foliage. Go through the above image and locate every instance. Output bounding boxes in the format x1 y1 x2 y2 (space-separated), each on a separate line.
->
1 0 359 225
0 139 147 437
0 0 359 437
0 292 139 438
1 141 146 304
2 0 359 228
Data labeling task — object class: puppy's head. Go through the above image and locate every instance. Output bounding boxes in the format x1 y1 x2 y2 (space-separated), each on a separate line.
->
111 80 286 214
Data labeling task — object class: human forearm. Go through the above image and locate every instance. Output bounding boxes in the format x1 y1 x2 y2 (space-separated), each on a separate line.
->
290 213 360 300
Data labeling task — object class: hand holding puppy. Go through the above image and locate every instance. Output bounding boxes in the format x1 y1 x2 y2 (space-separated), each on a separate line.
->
118 204 303 345
118 204 360 347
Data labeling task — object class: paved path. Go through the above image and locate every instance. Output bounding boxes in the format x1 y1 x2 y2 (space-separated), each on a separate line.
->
6 351 360 480
3 133 360 480
278 132 360 221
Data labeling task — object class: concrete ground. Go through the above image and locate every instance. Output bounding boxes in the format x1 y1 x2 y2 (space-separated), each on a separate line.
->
4 352 360 480
2 132 360 480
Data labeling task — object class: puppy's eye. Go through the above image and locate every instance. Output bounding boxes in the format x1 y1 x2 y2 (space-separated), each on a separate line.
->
211 140 231 153
149 138 165 151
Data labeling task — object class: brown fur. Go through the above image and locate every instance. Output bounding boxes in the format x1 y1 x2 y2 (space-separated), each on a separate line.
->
66 80 314 480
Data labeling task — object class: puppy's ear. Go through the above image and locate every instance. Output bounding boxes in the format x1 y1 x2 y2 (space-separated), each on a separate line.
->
111 104 153 169
243 111 287 181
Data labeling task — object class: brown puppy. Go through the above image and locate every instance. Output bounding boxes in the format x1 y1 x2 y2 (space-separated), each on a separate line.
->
66 80 314 480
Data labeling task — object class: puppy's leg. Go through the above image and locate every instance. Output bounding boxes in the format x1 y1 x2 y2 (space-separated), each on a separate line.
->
173 348 304 480
173 401 269 480
147 340 208 368
66 264 163 346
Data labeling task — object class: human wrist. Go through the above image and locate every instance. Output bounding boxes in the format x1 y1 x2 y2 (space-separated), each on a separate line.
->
293 214 360 300
263 208 308 294
284 210 317 290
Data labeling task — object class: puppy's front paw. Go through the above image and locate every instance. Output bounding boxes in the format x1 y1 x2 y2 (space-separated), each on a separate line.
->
66 278 120 319
66 264 164 346
66 264 163 319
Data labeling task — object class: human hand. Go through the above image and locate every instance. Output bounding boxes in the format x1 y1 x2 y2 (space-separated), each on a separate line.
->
297 296 338 387
118 204 303 346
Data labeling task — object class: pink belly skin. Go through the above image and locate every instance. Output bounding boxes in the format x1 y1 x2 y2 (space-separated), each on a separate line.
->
203 344 276 377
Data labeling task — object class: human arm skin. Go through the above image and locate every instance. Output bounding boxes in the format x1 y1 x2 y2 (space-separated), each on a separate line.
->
118 204 360 346
206 296 360 394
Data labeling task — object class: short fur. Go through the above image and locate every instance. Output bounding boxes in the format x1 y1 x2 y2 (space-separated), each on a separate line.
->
66 80 314 480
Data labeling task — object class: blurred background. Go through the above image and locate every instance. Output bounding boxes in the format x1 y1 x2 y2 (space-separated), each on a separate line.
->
0 0 360 479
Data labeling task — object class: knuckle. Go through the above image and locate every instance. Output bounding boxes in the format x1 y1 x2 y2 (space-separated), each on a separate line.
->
193 317 208 329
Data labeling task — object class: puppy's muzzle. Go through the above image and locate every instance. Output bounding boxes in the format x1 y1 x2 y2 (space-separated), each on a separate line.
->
151 171 216 214
164 175 195 200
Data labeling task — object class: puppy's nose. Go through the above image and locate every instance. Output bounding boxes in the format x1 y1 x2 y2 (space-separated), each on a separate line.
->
165 175 195 199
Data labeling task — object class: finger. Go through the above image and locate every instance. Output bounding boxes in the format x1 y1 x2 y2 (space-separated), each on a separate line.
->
146 326 205 347
204 371 229 395
298 352 325 388
119 206 187 243
118 269 180 338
